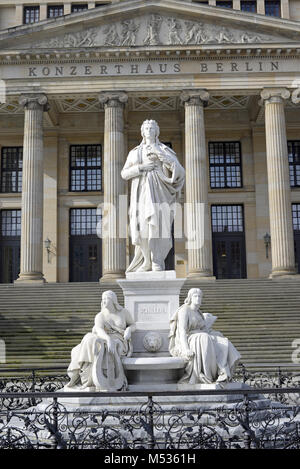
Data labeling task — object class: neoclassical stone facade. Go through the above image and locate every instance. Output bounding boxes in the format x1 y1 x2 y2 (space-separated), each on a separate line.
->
0 0 299 283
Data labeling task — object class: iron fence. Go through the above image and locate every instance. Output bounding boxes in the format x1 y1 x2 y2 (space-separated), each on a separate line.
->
0 388 300 449
0 364 300 449
1 363 299 404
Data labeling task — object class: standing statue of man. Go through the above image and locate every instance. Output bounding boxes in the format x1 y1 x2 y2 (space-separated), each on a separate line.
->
121 120 185 272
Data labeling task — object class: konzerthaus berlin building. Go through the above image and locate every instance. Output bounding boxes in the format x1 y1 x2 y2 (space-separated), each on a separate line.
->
0 0 300 284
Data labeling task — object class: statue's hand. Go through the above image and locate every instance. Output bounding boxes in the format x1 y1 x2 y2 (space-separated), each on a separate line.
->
139 162 155 172
106 337 115 355
184 348 194 360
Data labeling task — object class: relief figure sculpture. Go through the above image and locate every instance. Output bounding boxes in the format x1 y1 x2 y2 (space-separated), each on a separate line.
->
121 19 139 46
143 14 163 46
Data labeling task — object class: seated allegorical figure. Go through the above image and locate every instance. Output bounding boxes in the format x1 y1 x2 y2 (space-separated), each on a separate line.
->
67 290 136 391
169 288 241 385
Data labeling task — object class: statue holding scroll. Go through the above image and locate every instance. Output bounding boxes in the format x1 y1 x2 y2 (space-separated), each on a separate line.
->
169 288 241 384
121 119 185 272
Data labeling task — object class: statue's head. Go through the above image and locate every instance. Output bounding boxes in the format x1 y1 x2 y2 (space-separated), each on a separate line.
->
141 119 160 144
101 290 123 312
184 288 203 308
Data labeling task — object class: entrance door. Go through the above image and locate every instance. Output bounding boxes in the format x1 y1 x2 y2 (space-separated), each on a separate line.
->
295 235 300 273
212 234 246 279
0 210 21 283
292 204 300 273
211 205 246 279
69 208 102 282
164 222 175 271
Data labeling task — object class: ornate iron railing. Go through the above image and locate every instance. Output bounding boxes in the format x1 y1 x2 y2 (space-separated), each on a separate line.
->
0 388 300 449
1 363 299 402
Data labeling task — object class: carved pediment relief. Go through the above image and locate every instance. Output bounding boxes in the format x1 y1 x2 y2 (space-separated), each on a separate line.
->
31 15 288 49
1 0 299 51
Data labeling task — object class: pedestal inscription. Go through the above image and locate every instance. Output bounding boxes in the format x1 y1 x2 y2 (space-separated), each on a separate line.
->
136 302 169 323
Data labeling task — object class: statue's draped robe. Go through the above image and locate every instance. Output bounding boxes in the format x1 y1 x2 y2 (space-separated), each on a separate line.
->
121 142 185 271
67 312 132 389
169 305 241 384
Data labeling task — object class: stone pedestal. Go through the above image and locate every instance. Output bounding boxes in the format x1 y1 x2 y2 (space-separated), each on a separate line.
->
117 271 185 361
261 88 296 278
15 94 48 284
118 271 185 331
60 382 261 406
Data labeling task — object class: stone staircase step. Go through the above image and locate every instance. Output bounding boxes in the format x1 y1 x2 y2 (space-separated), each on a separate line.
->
0 279 300 369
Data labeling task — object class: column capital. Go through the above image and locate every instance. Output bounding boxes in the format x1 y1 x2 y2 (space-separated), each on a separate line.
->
180 89 209 107
260 88 290 105
19 93 49 111
99 91 128 108
291 88 300 104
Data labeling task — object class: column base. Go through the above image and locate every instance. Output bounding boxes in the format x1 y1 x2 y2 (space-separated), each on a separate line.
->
15 273 46 285
270 272 300 280
100 272 125 283
269 268 297 279
187 271 216 281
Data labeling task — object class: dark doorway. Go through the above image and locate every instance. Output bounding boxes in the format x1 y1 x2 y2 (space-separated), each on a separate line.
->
69 208 102 282
211 205 247 279
0 210 21 283
165 223 175 271
292 204 300 273
295 235 300 274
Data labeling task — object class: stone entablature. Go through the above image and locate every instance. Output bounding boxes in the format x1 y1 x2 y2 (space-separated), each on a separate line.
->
0 55 299 86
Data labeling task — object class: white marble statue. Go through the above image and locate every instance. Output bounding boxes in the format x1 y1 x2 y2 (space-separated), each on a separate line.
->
169 288 241 384
67 290 136 391
121 119 185 272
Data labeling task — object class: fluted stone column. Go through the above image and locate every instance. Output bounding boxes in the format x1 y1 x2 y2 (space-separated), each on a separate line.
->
261 88 296 277
181 90 214 279
99 91 128 282
15 94 48 284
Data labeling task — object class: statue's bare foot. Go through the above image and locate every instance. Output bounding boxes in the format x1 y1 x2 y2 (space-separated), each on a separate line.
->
137 262 151 272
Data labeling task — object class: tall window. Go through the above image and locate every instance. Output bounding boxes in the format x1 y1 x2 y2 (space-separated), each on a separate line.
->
216 1 233 8
1 147 23 193
71 4 88 13
47 5 64 18
265 0 281 17
292 204 300 231
70 145 102 192
209 142 242 188
23 6 40 24
288 141 300 187
70 208 101 236
241 1 257 12
211 205 244 233
1 210 21 237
